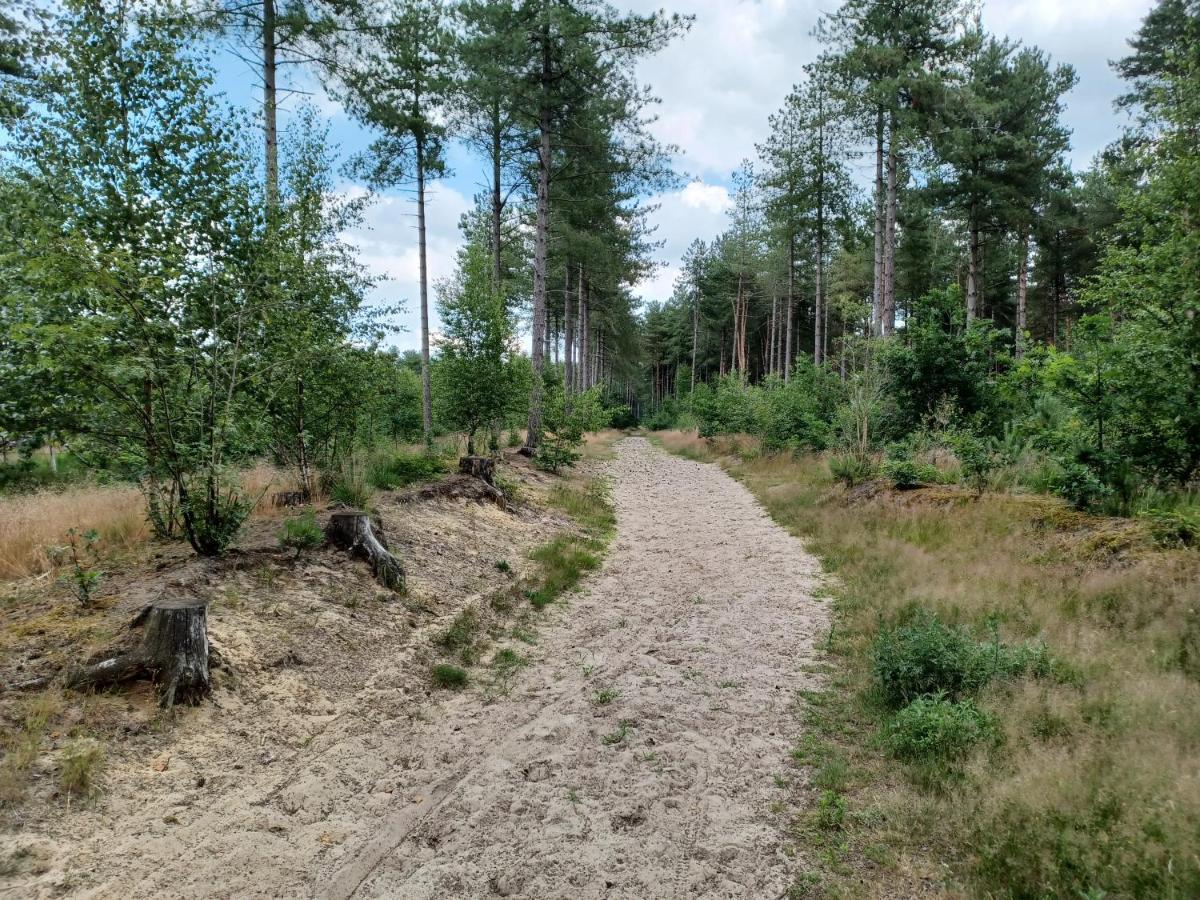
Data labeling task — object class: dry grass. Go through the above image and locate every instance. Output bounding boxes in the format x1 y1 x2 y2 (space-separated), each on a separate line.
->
0 486 149 580
0 464 321 582
653 430 1200 899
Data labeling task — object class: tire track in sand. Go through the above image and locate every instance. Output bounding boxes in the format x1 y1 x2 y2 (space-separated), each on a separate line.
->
327 436 829 899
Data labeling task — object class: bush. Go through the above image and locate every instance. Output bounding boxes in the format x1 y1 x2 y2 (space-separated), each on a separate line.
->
882 459 941 489
873 613 1053 708
430 663 469 689
1051 460 1111 510
885 695 996 760
1140 507 1200 548
829 453 874 487
948 431 998 493
328 467 373 509
368 451 446 489
533 435 581 474
182 479 252 556
873 615 991 708
277 509 323 556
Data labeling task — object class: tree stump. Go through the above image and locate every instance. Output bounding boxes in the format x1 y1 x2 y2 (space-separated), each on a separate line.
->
272 490 309 509
458 455 496 485
326 510 405 592
66 597 211 709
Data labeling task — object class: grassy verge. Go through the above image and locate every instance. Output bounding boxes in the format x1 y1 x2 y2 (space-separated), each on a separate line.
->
652 429 1200 899
429 438 618 694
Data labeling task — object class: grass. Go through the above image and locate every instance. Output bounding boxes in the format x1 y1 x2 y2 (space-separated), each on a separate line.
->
430 663 469 690
58 738 104 803
0 691 65 807
652 429 1200 899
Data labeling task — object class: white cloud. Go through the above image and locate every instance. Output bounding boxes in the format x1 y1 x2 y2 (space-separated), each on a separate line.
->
680 180 732 214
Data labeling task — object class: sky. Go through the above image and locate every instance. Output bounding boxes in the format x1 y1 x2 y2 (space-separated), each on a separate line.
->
212 0 1157 352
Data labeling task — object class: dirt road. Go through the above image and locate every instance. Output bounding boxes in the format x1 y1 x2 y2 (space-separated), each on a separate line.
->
14 437 828 899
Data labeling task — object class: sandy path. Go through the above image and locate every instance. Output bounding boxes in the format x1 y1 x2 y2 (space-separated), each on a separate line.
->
15 437 826 899
323 437 828 899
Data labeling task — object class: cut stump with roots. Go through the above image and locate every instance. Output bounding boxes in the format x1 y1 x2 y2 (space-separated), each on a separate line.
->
326 509 406 592
458 455 496 485
66 597 212 709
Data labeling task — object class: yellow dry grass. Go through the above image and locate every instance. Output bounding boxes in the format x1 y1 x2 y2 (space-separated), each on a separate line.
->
0 486 149 581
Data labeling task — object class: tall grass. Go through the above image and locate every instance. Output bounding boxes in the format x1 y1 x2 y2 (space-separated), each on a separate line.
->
0 486 149 580
653 430 1200 899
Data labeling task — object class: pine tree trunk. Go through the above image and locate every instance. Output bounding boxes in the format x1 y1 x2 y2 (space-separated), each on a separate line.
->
491 101 503 291
524 31 552 453
769 294 778 376
872 107 884 337
263 0 279 211
1016 227 1029 358
785 234 795 381
416 141 433 445
564 262 574 397
691 291 699 392
579 276 589 391
967 209 981 322
882 117 897 337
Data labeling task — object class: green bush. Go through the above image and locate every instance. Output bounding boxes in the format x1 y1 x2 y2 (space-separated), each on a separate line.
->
873 613 1053 708
368 451 446 489
882 459 942 489
431 663 469 689
533 435 581 473
182 480 252 556
828 453 874 487
885 695 996 760
277 508 323 556
873 615 991 708
1140 507 1200 548
1051 460 1111 511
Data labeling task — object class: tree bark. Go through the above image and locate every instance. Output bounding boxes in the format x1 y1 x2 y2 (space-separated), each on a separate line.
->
263 0 279 211
785 234 794 381
490 100 504 292
967 209 981 322
563 262 574 398
691 290 699 392
67 598 211 709
872 107 884 337
416 139 433 445
882 115 897 337
524 26 552 453
1015 227 1029 358
579 275 589 391
327 510 405 592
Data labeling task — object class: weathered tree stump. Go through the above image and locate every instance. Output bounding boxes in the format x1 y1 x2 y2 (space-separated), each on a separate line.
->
326 510 405 592
66 597 211 709
272 490 309 509
458 455 496 485
404 475 507 510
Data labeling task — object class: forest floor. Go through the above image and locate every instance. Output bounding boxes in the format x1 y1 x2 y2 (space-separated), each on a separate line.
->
1 435 830 899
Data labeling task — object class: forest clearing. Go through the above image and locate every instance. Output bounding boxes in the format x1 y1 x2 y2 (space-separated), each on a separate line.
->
3 0 1200 897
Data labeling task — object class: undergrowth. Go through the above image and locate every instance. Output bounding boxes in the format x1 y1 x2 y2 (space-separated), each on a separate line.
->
653 429 1200 899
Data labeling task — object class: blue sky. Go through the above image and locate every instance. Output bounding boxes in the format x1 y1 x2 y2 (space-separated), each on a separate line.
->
209 0 1156 352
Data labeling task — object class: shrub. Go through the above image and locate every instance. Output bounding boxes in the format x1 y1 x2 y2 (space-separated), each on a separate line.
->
885 695 996 761
533 435 581 474
882 459 941 489
948 432 998 493
182 480 252 556
829 453 874 487
872 614 990 708
430 663 468 689
1140 507 1200 548
54 528 103 607
367 451 446 489
1051 460 1111 511
277 509 323 556
873 613 1054 708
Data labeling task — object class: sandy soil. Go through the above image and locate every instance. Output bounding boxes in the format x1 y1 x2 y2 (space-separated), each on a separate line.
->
3 437 828 899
